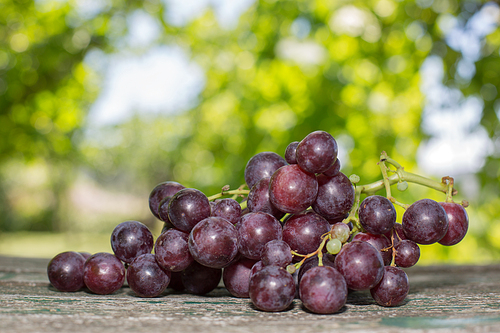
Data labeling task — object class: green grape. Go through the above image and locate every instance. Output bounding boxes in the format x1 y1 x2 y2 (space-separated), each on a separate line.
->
326 238 342 255
330 223 350 243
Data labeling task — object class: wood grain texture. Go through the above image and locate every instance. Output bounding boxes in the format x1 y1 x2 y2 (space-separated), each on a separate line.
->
1 256 499 333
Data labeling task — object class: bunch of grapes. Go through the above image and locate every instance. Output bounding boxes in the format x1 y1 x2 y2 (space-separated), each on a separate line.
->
47 130 469 314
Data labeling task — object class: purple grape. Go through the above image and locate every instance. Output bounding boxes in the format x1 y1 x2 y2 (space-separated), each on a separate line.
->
249 265 295 312
244 151 287 189
211 198 242 225
126 253 171 298
237 212 283 260
188 216 239 268
167 188 211 232
181 261 222 295
352 232 393 266
394 239 420 268
284 141 299 164
155 228 193 272
358 195 397 235
269 164 318 214
299 266 347 314
438 202 469 246
223 257 257 298
250 260 265 278
83 252 125 295
247 177 285 220
402 199 449 245
322 159 341 177
296 131 338 174
79 252 92 260
370 266 409 307
282 210 330 256
334 241 384 290
297 255 336 283
261 240 292 268
312 173 355 220
110 221 154 264
148 181 185 220
47 251 86 292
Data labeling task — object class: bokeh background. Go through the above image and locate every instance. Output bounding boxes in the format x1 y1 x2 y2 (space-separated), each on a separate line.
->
1 0 499 264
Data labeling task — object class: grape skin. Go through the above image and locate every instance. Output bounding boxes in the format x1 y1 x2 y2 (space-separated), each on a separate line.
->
296 130 338 174
334 241 384 290
438 202 469 246
284 141 299 164
126 253 171 298
222 257 257 298
188 216 239 269
244 151 287 189
282 210 330 256
154 228 193 272
181 261 222 295
83 252 125 295
249 265 296 312
312 173 355 220
352 232 393 266
261 240 292 268
212 198 242 225
299 266 347 314
402 199 449 245
269 164 318 214
358 195 396 235
110 220 154 264
237 212 283 260
394 239 420 268
167 188 211 232
47 251 86 292
370 266 409 307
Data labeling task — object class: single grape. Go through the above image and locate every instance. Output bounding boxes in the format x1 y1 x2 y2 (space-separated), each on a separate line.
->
247 177 285 220
269 164 318 214
181 261 222 295
352 232 393 266
250 260 265 278
284 141 299 164
222 257 257 298
299 266 347 314
110 220 154 264
83 252 125 295
358 195 397 235
322 159 341 177
312 173 355 220
438 202 469 246
126 253 171 298
394 239 420 268
282 210 330 256
167 188 211 232
237 212 282 260
370 266 409 307
249 265 295 312
244 151 287 189
211 198 242 225
261 240 292 268
297 255 336 283
402 199 449 245
47 251 86 292
334 241 384 290
296 130 338 174
330 222 351 243
188 216 239 269
148 181 185 220
326 238 342 255
154 228 193 272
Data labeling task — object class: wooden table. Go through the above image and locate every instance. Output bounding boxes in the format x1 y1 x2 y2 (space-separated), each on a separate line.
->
1 256 499 332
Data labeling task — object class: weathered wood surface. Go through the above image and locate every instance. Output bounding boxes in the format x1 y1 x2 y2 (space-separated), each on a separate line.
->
1 256 500 333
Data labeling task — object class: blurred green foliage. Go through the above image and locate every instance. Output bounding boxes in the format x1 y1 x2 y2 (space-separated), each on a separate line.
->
1 0 499 262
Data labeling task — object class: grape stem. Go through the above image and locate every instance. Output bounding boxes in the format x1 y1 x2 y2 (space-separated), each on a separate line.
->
207 185 250 201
